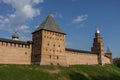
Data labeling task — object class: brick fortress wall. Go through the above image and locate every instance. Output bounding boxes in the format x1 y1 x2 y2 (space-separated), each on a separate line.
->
0 14 112 66
66 49 98 65
66 49 111 65
104 56 111 64
0 41 32 64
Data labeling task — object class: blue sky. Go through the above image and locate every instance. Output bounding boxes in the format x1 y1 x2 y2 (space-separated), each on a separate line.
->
0 0 120 57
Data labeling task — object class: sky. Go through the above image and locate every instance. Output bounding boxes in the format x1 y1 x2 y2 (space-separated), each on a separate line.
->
0 0 120 58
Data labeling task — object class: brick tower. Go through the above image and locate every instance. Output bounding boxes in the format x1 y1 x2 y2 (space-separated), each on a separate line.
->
32 14 67 66
91 28 105 65
105 47 112 64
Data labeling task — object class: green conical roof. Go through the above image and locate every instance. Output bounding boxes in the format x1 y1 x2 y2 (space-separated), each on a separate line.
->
35 14 64 33
12 32 19 38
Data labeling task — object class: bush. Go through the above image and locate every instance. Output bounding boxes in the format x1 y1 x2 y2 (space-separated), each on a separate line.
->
113 58 120 67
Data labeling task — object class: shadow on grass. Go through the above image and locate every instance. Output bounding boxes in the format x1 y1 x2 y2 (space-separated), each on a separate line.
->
69 71 120 80
90 74 120 80
69 71 89 80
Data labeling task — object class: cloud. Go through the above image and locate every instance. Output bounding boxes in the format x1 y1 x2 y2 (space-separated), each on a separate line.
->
2 0 43 21
72 14 88 24
33 0 44 4
0 0 44 40
0 16 9 24
13 25 30 33
22 4 40 19
0 16 10 30
20 35 32 41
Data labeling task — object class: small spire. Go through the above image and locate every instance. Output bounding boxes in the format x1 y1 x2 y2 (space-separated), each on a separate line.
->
106 47 111 53
96 27 100 33
49 12 54 17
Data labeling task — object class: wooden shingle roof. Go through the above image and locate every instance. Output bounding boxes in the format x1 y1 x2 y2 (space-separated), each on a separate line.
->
34 14 64 34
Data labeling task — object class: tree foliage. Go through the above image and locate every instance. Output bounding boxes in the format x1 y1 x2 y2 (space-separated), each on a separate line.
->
113 58 120 67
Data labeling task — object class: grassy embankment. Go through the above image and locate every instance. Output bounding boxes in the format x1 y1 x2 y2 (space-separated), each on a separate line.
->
0 64 120 80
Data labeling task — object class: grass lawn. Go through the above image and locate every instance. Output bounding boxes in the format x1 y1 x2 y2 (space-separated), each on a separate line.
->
0 64 120 80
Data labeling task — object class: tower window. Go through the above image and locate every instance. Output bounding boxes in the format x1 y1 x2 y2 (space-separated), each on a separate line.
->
49 55 51 59
51 63 53 65
25 52 27 55
28 45 30 48
58 45 60 47
1 42 3 46
14 43 16 47
22 44 24 48
57 63 59 65
60 50 62 53
57 56 59 60
25 45 27 48
47 43 49 46
10 43 12 46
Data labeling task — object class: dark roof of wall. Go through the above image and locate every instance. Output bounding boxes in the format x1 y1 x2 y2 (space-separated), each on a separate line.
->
66 48 95 54
34 14 64 34
105 55 111 59
0 38 32 45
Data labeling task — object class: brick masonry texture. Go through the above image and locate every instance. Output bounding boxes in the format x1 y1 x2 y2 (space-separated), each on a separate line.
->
0 42 31 64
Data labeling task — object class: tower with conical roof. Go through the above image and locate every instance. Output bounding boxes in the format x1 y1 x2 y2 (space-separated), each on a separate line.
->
91 28 105 65
12 32 19 40
105 47 112 64
32 14 67 66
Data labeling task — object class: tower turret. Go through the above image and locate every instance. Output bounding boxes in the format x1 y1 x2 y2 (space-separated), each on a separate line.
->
32 14 67 66
12 32 19 40
91 28 105 65
105 47 112 64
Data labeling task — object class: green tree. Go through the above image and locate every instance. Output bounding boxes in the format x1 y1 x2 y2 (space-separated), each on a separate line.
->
113 58 120 67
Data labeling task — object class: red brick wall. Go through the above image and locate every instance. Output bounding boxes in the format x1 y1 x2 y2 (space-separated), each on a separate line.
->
0 42 32 64
66 50 98 65
104 56 111 64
